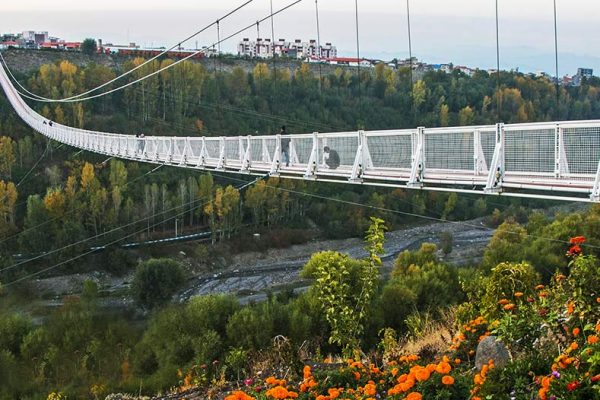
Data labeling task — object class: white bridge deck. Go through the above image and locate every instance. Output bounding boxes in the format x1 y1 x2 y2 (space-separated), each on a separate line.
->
2 62 600 202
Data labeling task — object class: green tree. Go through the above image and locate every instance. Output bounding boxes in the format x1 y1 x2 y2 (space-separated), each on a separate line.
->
81 38 97 55
301 217 385 356
132 258 185 309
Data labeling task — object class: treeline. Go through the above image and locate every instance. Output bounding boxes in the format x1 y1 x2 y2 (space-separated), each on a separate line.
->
4 56 598 278
19 58 600 138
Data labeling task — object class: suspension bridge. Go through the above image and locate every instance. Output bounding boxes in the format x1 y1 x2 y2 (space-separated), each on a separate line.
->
2 60 600 203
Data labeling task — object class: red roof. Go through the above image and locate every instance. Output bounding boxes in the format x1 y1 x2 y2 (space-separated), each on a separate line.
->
327 57 365 63
2 41 18 45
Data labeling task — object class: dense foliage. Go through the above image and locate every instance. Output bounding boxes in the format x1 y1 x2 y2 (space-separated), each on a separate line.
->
1 55 600 398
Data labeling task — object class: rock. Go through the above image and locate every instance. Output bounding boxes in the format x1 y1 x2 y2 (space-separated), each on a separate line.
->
475 335 510 370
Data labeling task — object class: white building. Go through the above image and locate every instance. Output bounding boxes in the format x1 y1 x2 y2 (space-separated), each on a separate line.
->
21 31 48 47
237 38 337 60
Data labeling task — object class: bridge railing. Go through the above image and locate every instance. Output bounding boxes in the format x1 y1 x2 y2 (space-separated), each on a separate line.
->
3 60 600 201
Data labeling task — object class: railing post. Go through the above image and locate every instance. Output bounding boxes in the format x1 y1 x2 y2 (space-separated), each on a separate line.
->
485 123 505 193
270 134 282 175
217 137 226 170
304 132 319 179
554 124 569 178
591 159 600 202
408 127 425 187
197 137 207 168
473 129 488 175
350 130 373 182
242 135 251 172
238 137 244 164
179 138 189 165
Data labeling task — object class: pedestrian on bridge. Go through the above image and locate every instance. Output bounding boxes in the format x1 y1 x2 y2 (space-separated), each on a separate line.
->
136 133 145 154
280 125 290 167
324 146 340 170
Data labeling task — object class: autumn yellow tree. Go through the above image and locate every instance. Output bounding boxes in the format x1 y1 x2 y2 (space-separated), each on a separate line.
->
0 136 16 179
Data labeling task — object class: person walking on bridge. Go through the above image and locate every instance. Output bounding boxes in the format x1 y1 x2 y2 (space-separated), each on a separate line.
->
280 125 290 167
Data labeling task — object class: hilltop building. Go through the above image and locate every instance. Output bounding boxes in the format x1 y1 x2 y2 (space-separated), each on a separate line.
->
572 68 594 86
237 38 337 60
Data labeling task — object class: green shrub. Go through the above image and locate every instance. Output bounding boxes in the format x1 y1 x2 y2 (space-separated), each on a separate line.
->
132 258 185 309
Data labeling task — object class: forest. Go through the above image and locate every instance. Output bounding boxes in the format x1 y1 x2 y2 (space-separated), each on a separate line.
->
0 55 598 399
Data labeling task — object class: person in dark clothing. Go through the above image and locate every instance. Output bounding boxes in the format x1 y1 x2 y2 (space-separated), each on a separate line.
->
324 146 340 169
48 121 53 127
280 125 290 167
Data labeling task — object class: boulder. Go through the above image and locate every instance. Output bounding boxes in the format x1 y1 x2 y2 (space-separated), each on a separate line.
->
475 335 510 370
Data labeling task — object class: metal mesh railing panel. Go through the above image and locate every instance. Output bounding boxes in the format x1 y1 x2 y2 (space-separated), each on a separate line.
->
294 137 313 164
250 138 265 163
481 130 496 168
157 139 171 161
425 131 474 171
225 138 240 161
204 139 221 160
367 133 412 169
505 129 554 173
564 127 600 176
173 139 186 157
187 139 202 159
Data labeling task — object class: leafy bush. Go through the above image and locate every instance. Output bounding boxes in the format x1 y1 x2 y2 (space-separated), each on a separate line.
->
132 258 185 309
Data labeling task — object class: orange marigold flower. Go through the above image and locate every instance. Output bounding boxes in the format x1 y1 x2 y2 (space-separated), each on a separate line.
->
397 374 408 384
454 358 461 365
398 380 414 392
567 301 575 315
303 366 311 379
265 377 279 386
498 299 510 305
353 371 361 380
514 292 524 298
435 362 452 375
391 367 399 377
426 363 437 373
266 386 294 399
442 375 454 385
588 335 599 344
364 383 376 396
535 284 545 290
225 391 256 400
541 376 552 389
472 397 482 400
538 387 548 400
570 342 579 351
405 392 422 400
474 374 484 385
573 327 580 337
413 367 430 382
327 388 340 399
503 303 516 311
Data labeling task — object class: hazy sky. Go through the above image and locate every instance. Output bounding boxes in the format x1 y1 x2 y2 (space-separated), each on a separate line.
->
2 0 599 75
